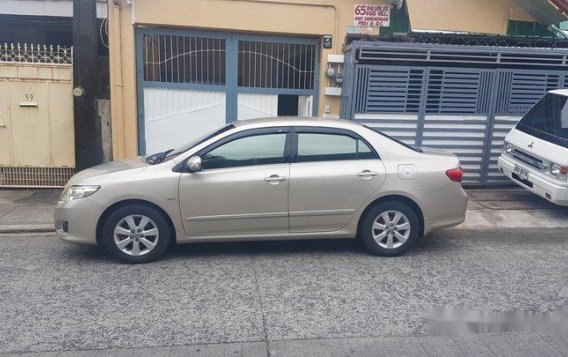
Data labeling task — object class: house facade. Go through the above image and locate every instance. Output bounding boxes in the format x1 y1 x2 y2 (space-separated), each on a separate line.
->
107 0 551 160
0 0 108 187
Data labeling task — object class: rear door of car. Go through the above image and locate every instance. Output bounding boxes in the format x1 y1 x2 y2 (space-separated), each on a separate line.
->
288 127 386 233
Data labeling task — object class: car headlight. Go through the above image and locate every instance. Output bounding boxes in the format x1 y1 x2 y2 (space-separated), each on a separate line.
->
59 185 100 203
550 163 568 180
502 142 513 154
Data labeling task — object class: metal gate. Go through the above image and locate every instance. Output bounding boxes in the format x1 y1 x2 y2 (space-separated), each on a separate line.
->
136 28 320 155
0 43 75 187
341 41 568 186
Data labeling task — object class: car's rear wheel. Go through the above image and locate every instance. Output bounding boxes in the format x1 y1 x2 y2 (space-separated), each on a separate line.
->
360 201 419 256
102 204 171 263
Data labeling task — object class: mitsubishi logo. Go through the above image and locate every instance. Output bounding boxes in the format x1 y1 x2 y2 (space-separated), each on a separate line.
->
528 141 534 149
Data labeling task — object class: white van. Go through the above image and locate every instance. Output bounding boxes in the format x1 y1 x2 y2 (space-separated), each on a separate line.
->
498 89 568 206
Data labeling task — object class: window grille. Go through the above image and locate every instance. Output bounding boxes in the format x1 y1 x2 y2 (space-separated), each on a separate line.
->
238 40 316 90
425 70 493 115
142 34 226 85
356 67 425 113
0 43 72 65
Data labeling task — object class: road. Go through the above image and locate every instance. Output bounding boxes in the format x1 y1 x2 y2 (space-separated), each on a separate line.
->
0 229 567 356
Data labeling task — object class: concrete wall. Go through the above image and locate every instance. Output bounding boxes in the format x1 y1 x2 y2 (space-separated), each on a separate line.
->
108 0 536 159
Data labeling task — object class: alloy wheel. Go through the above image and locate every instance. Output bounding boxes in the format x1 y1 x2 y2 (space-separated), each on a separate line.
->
113 214 160 256
371 210 411 249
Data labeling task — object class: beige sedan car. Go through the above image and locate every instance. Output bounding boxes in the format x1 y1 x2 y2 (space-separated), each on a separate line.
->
55 118 467 263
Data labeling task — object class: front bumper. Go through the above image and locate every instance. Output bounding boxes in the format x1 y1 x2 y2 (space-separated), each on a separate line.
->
54 197 102 245
498 155 568 206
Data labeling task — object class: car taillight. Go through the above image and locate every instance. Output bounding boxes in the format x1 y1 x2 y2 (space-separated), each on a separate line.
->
446 167 463 182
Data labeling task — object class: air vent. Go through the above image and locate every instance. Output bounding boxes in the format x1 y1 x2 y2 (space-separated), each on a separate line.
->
0 167 74 188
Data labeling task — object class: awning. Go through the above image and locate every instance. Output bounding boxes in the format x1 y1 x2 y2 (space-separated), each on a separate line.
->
406 0 567 35
514 0 567 25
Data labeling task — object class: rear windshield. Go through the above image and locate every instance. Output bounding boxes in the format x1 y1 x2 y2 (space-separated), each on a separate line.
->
516 93 568 148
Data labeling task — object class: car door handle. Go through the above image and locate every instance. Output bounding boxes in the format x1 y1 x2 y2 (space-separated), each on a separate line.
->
264 175 287 183
357 170 379 177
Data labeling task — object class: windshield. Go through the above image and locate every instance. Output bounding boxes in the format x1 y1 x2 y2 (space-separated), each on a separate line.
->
516 93 568 149
145 123 236 164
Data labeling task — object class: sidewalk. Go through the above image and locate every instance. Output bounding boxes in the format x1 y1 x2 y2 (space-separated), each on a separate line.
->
0 189 60 233
1 187 567 234
4 330 567 356
459 188 568 230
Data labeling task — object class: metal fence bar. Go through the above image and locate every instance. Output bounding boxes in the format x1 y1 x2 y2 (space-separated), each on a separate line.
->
0 43 72 65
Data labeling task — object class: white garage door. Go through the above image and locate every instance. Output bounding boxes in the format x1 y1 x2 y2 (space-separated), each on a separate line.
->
138 30 320 154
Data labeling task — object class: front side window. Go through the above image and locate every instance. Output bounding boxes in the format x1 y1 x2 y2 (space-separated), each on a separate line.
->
517 93 568 148
297 133 376 162
201 133 287 170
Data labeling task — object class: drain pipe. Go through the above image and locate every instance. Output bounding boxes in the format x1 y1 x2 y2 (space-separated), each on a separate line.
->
109 0 125 159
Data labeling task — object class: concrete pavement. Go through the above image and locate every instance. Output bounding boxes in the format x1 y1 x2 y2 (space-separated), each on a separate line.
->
0 229 567 355
1 187 568 233
0 190 58 233
4 331 568 356
459 188 568 230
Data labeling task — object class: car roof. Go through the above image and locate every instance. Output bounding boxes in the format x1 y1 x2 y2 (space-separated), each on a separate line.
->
233 116 366 130
548 88 568 96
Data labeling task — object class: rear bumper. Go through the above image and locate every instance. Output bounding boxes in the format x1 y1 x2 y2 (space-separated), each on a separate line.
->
416 182 468 235
54 197 101 245
498 155 568 206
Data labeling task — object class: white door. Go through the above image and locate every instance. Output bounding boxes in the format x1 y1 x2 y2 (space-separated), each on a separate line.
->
237 93 278 120
143 88 226 154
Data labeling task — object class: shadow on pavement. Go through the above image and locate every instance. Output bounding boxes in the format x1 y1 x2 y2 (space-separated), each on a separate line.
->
60 234 453 264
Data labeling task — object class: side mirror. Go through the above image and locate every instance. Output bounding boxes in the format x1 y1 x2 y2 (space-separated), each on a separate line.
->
186 156 202 172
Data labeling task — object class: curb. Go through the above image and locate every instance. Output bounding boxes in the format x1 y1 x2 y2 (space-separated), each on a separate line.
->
453 208 568 230
0 224 54 234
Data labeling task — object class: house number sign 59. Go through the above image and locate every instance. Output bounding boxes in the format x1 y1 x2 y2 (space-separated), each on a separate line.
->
19 93 38 108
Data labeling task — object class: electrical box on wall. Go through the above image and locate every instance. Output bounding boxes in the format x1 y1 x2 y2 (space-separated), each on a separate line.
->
323 35 333 49
325 54 345 96
327 54 344 64
324 87 342 96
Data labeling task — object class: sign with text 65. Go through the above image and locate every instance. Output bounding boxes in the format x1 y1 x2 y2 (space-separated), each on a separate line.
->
353 4 391 27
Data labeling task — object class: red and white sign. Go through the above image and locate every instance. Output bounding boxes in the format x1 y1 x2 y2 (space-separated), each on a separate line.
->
353 4 391 27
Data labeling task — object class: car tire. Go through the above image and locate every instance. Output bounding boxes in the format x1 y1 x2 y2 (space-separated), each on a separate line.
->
359 201 419 256
102 204 171 263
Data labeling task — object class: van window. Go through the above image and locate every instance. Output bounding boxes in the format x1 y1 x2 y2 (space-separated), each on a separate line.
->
516 93 568 148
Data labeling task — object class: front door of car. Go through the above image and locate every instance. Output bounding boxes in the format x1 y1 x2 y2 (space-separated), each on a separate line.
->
289 129 386 233
178 128 291 238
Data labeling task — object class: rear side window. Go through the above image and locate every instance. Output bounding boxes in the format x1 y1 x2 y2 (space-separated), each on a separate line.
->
516 93 568 148
297 133 376 162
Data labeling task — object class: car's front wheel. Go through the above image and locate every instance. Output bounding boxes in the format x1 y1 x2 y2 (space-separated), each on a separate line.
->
102 204 171 263
360 201 419 256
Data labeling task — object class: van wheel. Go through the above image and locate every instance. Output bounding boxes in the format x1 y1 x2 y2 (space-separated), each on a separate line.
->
102 204 171 263
359 201 419 256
